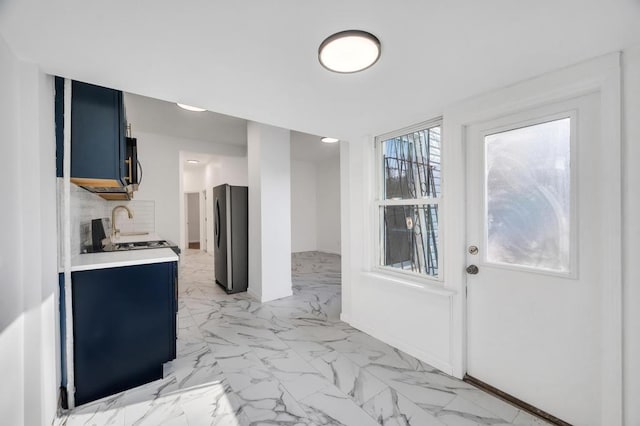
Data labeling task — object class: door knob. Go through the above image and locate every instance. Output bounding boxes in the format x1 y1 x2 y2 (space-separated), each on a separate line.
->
466 265 479 275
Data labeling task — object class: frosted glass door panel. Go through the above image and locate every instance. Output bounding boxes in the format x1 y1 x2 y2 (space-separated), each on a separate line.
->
485 118 571 272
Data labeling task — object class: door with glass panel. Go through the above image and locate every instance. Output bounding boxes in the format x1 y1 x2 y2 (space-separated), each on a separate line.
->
465 93 602 425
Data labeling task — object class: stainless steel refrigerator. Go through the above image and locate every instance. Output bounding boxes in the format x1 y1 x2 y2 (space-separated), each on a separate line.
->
213 184 248 293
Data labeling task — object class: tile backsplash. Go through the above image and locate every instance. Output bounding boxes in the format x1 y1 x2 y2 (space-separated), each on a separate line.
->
68 184 155 254
70 184 109 254
110 200 155 235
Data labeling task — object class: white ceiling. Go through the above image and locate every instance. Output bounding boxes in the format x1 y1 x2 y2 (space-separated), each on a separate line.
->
125 92 339 163
124 93 247 146
1 1 639 141
181 152 218 169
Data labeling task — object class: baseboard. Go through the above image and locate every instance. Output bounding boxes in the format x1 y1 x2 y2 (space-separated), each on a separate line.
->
247 287 293 303
345 314 454 375
317 249 341 255
261 289 293 303
246 288 260 302
291 249 341 256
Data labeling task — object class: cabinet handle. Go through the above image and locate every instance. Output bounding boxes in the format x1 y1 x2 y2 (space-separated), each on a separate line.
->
125 157 132 183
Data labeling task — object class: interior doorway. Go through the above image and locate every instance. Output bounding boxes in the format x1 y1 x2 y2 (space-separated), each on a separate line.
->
289 132 342 318
185 192 201 250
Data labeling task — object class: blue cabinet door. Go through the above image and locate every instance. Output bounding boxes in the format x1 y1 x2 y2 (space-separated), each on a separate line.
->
72 262 176 405
70 80 126 183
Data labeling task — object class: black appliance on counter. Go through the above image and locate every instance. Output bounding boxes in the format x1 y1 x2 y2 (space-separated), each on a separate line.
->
213 184 248 293
90 218 110 252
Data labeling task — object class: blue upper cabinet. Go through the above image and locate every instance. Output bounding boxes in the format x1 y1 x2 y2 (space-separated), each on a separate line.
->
71 80 126 184
54 78 139 199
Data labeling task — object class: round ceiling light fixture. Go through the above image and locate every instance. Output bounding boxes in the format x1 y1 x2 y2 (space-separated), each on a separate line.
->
177 103 206 112
318 30 381 73
321 137 339 144
186 159 200 164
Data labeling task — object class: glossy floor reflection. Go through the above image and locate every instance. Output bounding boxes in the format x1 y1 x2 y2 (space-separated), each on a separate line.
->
55 250 549 425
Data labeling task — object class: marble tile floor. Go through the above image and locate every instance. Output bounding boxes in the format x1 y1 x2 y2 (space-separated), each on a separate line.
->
54 250 550 426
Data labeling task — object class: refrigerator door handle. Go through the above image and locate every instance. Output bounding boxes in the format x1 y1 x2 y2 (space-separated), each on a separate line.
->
215 200 221 247
226 185 233 292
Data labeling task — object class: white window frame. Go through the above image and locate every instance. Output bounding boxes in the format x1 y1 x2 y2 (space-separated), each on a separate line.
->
373 117 444 283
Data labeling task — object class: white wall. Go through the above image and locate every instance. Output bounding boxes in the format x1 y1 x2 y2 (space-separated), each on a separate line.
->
132 131 245 248
247 122 292 302
290 160 317 252
22 64 58 426
290 156 341 255
183 167 205 193
316 156 341 254
0 34 25 426
342 133 455 373
622 45 640 426
0 36 58 426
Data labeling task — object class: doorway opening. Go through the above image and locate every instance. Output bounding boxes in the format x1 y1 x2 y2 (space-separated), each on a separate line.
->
185 192 201 250
290 131 342 319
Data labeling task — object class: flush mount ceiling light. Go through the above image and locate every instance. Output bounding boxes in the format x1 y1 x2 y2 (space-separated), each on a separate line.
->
318 30 381 73
187 159 200 164
177 103 206 112
321 137 339 143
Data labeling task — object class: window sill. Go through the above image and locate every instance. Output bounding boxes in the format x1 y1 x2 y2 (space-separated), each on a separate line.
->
363 271 456 298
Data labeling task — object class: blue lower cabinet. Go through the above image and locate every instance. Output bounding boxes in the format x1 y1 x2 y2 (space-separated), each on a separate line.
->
72 262 177 406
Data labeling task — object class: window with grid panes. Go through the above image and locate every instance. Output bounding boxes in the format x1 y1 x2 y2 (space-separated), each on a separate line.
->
376 120 441 278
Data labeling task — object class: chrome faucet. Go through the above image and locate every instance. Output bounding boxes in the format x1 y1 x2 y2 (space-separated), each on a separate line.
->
111 205 133 238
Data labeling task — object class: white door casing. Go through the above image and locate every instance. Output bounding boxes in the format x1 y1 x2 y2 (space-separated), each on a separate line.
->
443 52 622 425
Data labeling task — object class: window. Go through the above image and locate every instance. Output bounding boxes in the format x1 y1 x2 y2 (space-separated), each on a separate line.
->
376 119 441 279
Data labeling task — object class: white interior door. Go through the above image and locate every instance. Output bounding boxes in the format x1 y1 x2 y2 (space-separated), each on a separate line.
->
465 93 603 425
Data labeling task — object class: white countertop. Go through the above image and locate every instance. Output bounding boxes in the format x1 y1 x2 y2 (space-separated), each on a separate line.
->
69 248 179 272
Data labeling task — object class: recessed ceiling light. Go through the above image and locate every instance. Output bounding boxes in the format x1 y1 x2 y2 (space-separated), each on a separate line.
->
318 30 381 73
321 137 339 143
187 159 200 164
177 103 206 112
